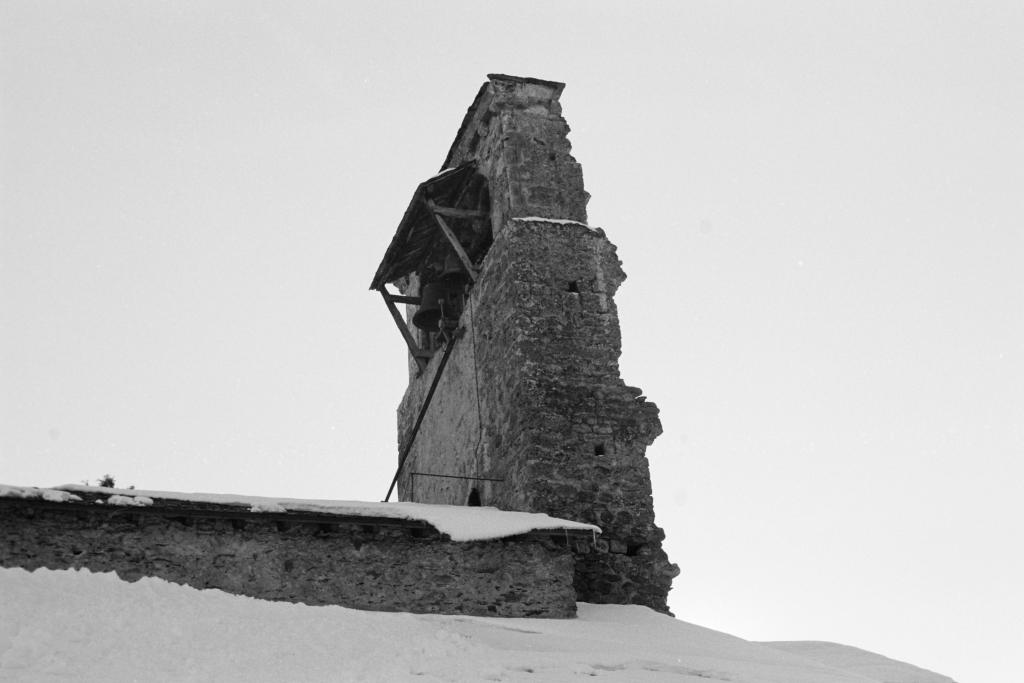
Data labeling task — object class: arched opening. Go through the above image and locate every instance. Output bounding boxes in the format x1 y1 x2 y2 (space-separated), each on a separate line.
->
467 488 482 506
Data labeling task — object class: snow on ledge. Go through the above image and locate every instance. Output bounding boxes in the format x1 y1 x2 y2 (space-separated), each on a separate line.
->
1 484 600 543
512 216 588 226
0 485 82 503
105 494 154 507
510 216 605 237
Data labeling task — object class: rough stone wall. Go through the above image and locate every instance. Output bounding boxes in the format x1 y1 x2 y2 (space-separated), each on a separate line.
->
0 500 577 618
394 75 678 612
442 76 589 235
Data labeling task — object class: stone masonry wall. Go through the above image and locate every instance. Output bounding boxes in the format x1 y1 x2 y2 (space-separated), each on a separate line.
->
394 76 678 612
0 499 577 618
442 76 589 236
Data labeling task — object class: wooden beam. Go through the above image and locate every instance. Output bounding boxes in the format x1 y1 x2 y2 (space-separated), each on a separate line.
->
425 200 479 282
379 288 430 372
384 294 420 305
429 205 488 219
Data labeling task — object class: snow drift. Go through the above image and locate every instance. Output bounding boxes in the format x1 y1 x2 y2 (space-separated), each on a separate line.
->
0 567 955 682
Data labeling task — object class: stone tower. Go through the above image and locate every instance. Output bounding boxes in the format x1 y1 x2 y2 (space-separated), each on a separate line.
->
371 75 678 612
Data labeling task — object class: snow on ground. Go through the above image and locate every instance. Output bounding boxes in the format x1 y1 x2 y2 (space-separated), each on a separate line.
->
0 484 599 542
762 642 956 683
0 567 955 683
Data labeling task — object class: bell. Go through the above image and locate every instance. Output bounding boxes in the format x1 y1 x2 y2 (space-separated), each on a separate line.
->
412 281 449 331
438 253 469 286
439 265 466 285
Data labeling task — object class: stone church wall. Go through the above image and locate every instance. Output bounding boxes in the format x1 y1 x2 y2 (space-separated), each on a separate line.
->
0 497 578 618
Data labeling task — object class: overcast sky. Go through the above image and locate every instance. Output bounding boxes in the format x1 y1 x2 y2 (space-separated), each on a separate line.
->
2 3 1021 682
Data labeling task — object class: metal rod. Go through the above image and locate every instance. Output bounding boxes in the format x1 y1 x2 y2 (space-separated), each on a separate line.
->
409 472 504 483
384 335 459 502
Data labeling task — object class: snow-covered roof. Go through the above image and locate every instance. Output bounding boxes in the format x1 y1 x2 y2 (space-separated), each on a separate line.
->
0 484 599 543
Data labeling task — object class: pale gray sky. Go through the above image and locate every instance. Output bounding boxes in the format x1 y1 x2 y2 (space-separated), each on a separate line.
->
2 3 1021 682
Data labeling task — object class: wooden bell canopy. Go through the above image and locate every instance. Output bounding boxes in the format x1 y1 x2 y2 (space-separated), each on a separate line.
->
370 162 492 373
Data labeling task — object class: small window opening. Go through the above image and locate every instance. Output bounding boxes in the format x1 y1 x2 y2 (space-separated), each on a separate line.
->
467 488 482 506
594 443 606 456
567 280 580 293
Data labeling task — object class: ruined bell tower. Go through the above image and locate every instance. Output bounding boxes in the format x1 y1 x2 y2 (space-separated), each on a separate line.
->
371 74 678 612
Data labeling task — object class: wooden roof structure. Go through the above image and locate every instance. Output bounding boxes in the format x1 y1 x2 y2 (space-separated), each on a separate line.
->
369 162 485 290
